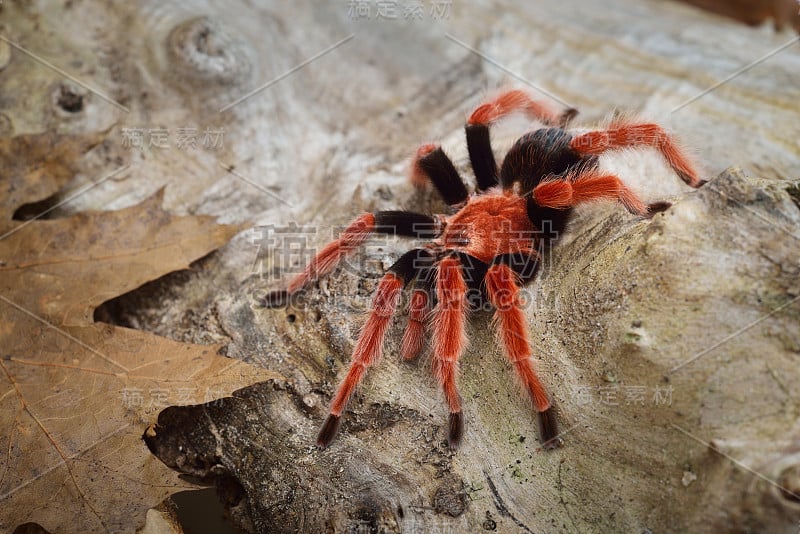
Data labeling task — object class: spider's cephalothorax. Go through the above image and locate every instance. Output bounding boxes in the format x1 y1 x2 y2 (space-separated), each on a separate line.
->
262 89 704 450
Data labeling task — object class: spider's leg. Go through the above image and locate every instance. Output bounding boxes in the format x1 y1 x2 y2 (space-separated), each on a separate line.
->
316 271 401 447
432 254 470 448
398 251 436 360
468 89 577 129
317 248 431 448
262 211 440 307
464 118 498 192
410 144 469 206
467 89 578 192
569 120 704 187
532 170 659 217
484 258 560 449
400 274 433 361
402 251 486 361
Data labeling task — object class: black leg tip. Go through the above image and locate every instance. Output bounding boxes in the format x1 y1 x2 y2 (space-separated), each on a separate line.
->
559 108 579 127
447 412 464 450
646 201 672 217
317 414 341 449
678 171 706 189
538 407 562 450
258 289 290 309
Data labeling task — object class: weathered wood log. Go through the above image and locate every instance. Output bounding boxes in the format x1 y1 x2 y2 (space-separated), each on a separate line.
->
1 0 798 532
144 168 800 532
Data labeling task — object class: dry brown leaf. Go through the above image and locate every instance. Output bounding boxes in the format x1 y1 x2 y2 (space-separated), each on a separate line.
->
0 130 107 224
673 0 800 31
0 131 278 533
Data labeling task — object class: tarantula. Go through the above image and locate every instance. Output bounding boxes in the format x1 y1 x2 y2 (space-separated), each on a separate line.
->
262 89 704 450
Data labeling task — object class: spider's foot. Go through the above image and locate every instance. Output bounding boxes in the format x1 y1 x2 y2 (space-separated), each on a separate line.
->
317 414 342 449
259 289 290 308
646 201 672 217
538 407 562 450
559 107 579 127
448 411 464 450
678 170 707 189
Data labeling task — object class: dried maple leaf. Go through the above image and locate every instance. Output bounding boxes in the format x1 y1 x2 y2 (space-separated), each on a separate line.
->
0 131 277 533
674 0 800 31
0 129 108 225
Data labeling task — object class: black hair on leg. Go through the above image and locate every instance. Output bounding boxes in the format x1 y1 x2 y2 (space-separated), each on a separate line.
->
417 147 469 206
466 123 498 191
374 211 440 239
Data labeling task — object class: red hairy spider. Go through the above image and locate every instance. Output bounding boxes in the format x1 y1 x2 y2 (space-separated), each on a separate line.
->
261 89 704 450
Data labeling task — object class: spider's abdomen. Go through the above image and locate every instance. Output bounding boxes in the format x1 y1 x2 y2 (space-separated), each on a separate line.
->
500 128 591 194
442 192 536 263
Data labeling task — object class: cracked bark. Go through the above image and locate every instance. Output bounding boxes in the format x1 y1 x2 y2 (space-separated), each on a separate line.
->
144 168 800 532
2 0 799 532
